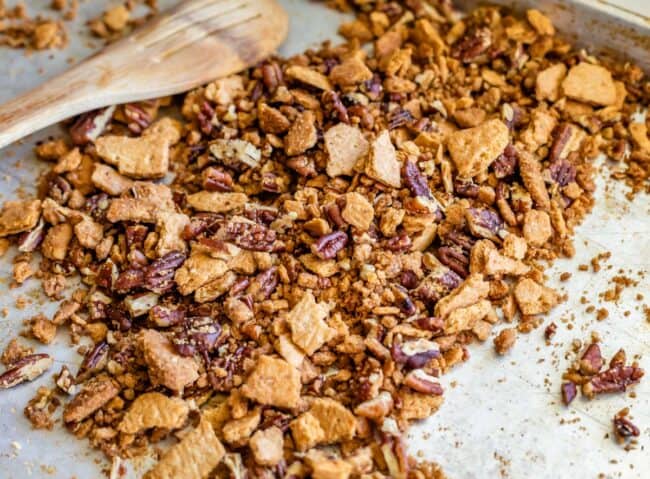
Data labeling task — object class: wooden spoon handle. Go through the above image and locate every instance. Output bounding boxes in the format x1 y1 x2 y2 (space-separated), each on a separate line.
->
0 68 101 150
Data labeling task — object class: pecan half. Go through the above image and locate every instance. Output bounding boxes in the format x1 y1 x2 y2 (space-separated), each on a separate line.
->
203 167 234 192
437 246 469 278
144 251 187 293
312 231 348 259
451 27 492 63
0 354 53 389
549 159 576 187
613 415 640 440
69 106 115 145
403 160 432 199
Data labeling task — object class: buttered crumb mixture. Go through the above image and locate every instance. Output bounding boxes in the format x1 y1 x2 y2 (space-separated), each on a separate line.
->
0 1 648 477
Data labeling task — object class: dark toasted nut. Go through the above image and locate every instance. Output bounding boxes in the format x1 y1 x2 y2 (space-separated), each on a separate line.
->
0 354 53 389
224 221 277 252
144 251 186 293
403 160 432 199
579 343 604 375
561 381 577 405
613 415 640 441
582 365 644 398
76 342 109 380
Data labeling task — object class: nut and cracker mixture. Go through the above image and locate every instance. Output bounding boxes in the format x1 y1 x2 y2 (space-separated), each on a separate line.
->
0 1 648 477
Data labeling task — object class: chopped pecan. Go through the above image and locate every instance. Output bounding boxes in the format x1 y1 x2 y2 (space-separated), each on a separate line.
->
579 343 604 375
0 354 53 389
202 167 234 192
451 27 492 63
391 339 440 369
492 144 518 179
144 251 186 293
561 381 577 405
403 160 432 198
582 365 644 398
404 369 444 395
224 221 277 252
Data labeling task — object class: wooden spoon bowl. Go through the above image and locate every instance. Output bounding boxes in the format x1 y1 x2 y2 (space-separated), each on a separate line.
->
0 0 288 149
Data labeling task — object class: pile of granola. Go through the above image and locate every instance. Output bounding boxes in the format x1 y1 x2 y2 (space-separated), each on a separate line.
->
0 1 648 477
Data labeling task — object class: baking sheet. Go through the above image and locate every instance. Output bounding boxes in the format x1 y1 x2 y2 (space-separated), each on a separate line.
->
0 1 648 478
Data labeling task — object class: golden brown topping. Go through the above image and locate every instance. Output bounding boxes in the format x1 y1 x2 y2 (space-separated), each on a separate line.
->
0 200 41 238
285 110 318 156
118 392 189 434
365 130 401 187
143 419 225 479
446 119 509 179
513 278 560 315
63 376 120 423
250 426 284 466
139 330 199 392
324 123 369 178
287 291 334 355
561 63 617 106
535 63 566 102
241 355 301 409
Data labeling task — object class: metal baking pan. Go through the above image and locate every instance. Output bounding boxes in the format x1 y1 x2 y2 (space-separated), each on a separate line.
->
0 1 648 478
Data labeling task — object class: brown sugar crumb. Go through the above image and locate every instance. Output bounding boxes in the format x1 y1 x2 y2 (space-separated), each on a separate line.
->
1 338 34 366
28 314 57 345
494 328 517 355
559 272 571 282
596 308 609 321
24 386 59 430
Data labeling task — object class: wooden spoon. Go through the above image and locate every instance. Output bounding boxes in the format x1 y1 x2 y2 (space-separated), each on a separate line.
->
0 0 288 150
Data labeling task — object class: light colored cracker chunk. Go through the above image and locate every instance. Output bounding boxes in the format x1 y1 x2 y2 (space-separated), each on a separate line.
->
0 200 41 237
241 355 301 409
513 278 560 315
186 191 248 213
397 391 444 422
144 419 225 479
287 291 334 355
365 130 401 187
140 329 199 392
95 135 169 179
309 398 356 444
42 223 73 261
285 110 318 156
250 426 284 466
274 333 305 368
290 412 325 451
483 249 530 276
446 119 509 179
118 392 189 434
562 63 617 106
307 452 354 479
174 253 228 295
222 409 261 446
329 56 373 86
106 182 176 223
91 163 133 196
299 254 339 278
629 122 650 154
444 299 493 334
74 217 103 249
521 110 557 151
434 273 489 319
523 209 552 247
258 103 290 134
156 212 189 256
63 377 120 423
535 63 566 102
324 124 369 178
526 9 555 36
342 192 374 231
286 65 332 91
503 234 528 260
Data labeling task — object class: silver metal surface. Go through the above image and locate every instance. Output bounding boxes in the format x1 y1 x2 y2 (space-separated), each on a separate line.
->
0 1 648 478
